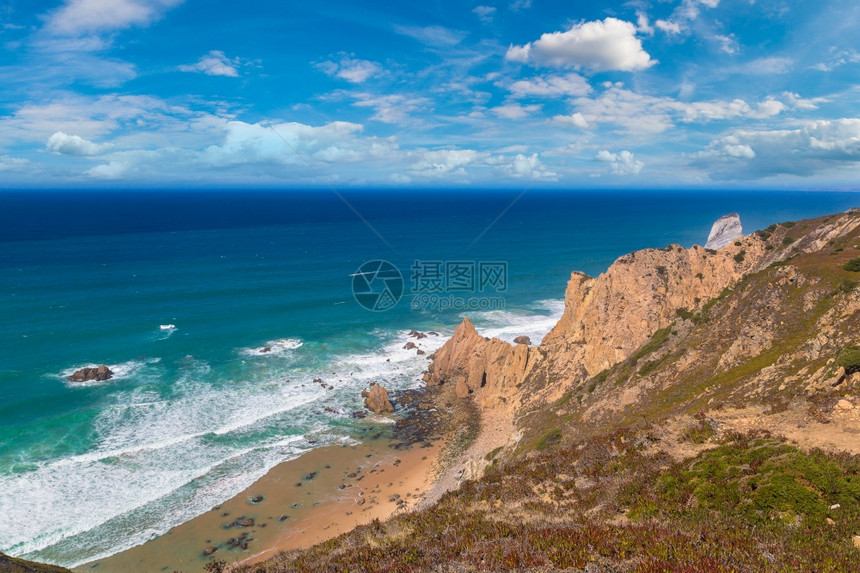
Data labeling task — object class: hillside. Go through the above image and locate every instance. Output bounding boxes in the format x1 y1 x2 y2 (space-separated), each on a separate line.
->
224 210 860 572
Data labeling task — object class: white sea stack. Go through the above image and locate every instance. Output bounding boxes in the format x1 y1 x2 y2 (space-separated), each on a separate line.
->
705 213 743 250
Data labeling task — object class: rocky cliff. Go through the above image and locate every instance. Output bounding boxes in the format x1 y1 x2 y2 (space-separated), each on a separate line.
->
428 214 775 411
426 209 860 477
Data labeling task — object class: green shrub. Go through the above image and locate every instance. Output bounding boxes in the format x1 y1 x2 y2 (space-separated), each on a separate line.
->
836 346 860 374
629 327 671 364
833 279 858 296
638 358 664 376
675 307 695 321
535 428 562 451
843 257 860 272
782 237 795 245
733 250 746 263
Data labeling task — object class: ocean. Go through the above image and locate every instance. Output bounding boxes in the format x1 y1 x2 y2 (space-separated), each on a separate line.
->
0 189 857 567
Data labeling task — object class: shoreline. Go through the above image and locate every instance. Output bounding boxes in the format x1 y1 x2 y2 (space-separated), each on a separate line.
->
79 389 450 573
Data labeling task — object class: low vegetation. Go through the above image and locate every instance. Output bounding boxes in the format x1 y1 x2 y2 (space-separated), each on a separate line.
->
225 429 860 573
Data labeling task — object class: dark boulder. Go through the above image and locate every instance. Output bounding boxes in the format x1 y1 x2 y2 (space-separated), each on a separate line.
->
67 365 113 382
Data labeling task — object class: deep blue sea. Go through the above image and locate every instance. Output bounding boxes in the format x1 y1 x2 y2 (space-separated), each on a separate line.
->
1 189 857 566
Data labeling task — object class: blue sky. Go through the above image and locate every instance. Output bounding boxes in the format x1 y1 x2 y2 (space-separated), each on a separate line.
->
0 0 858 188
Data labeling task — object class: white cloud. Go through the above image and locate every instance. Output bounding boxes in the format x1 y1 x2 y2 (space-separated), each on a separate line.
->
178 51 240 77
473 6 496 23
505 73 592 98
203 120 398 168
510 0 532 11
0 156 30 172
500 153 557 179
410 149 481 177
737 57 793 75
86 160 128 179
46 131 111 155
0 94 197 145
317 55 382 83
491 103 541 119
782 92 827 110
505 18 655 72
655 19 681 35
45 0 184 35
393 24 466 47
656 0 721 36
813 49 860 72
553 112 589 129
351 93 430 124
715 34 738 55
567 86 789 134
693 119 860 179
596 149 643 175
636 13 654 36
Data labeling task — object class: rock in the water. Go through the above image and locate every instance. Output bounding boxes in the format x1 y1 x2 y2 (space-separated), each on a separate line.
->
404 342 417 350
203 545 217 556
513 336 531 346
705 213 743 250
361 382 395 413
67 365 113 382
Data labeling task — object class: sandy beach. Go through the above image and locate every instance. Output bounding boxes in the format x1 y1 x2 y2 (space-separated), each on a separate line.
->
79 423 443 573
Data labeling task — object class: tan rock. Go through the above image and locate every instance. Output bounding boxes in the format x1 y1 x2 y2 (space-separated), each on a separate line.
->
835 399 853 411
361 382 394 414
425 318 536 401
541 238 768 380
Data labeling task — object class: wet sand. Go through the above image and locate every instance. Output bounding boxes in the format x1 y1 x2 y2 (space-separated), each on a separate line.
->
78 436 441 573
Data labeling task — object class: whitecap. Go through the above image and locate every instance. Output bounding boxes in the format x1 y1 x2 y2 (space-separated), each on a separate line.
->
460 298 564 345
240 338 303 357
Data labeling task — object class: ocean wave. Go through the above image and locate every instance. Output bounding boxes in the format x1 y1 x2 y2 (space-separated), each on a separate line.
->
240 338 304 357
462 298 564 344
8 327 449 565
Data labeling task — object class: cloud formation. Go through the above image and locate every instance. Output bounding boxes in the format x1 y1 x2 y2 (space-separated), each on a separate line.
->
45 0 184 35
596 149 643 175
505 73 592 98
472 6 496 23
506 18 654 72
46 131 111 155
693 119 860 179
317 56 382 83
394 24 466 47
179 51 240 77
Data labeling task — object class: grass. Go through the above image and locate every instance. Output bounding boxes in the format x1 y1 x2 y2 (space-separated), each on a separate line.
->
534 427 562 451
628 327 671 364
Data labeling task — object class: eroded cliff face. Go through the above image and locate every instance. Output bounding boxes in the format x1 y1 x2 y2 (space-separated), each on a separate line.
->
424 318 536 409
541 235 769 380
427 226 772 408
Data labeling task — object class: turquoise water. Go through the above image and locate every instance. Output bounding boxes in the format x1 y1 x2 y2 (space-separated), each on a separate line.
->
0 189 856 566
